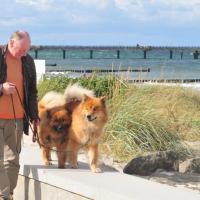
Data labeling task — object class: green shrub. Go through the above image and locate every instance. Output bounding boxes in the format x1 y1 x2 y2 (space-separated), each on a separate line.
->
37 74 127 100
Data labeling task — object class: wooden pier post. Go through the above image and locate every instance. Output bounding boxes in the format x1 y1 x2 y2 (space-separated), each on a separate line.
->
143 50 147 59
180 52 183 59
63 49 66 59
34 49 38 59
117 50 120 59
170 50 173 59
90 50 93 59
193 50 199 59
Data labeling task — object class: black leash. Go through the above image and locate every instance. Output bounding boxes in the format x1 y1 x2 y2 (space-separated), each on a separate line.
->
10 94 17 128
11 86 41 147
10 93 21 153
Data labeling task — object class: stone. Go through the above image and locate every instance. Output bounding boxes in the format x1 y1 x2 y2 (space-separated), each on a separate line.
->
179 157 200 173
123 151 179 176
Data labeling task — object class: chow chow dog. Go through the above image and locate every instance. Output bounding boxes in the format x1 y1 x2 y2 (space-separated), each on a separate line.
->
38 91 73 168
64 84 108 172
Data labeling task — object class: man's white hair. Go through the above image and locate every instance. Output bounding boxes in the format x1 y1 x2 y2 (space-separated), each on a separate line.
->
10 30 30 41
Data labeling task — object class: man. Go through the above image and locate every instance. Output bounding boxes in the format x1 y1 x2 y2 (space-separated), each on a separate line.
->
0 31 39 200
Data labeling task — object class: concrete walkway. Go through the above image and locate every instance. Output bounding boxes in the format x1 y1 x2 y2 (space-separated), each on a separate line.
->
14 135 200 200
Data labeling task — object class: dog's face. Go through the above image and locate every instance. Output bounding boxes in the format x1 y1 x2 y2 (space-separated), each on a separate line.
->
81 95 107 122
47 105 72 134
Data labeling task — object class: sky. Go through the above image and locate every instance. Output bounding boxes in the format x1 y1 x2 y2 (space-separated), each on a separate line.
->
0 0 200 46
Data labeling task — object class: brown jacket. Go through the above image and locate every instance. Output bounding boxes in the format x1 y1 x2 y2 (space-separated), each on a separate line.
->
0 46 38 134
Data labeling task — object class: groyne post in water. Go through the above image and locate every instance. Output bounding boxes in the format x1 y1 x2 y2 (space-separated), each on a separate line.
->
181 52 183 59
193 50 199 59
63 49 66 59
143 50 147 59
170 50 173 59
117 50 120 59
90 50 93 59
34 49 38 59
47 68 150 73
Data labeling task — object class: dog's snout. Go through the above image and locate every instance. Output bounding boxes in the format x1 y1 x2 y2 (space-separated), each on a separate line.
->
87 115 92 121
86 115 97 122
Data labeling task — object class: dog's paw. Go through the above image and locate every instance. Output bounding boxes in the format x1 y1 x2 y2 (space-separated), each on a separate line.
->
44 161 52 166
70 164 78 169
92 168 102 173
58 165 65 169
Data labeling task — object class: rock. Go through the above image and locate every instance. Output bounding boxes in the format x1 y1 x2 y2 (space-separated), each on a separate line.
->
123 151 179 176
179 157 200 173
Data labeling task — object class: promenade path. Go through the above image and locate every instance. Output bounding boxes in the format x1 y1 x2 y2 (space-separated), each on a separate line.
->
13 134 200 200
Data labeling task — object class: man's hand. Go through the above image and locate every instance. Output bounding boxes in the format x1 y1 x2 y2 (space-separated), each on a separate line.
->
3 82 16 95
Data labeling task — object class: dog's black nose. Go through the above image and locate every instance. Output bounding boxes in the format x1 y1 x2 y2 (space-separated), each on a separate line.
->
87 115 92 121
86 115 97 122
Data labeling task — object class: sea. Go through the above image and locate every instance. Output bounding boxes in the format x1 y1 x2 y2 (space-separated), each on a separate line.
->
29 48 200 81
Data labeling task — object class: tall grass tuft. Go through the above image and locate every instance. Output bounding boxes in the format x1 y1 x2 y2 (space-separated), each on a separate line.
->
102 84 200 161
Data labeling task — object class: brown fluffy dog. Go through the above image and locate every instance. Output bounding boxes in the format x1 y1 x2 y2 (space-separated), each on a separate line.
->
38 92 73 168
64 84 108 172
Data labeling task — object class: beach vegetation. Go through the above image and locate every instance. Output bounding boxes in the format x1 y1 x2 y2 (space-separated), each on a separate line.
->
37 73 122 100
38 74 200 161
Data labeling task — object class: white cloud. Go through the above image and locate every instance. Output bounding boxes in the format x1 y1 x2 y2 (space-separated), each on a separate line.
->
15 0 55 10
14 0 107 24
159 0 200 7
114 0 200 23
70 13 91 24
11 0 200 26
0 16 36 27
115 0 142 10
16 0 108 11
77 0 108 9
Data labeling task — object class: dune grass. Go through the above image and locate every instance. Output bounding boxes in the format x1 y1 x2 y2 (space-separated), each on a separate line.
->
38 75 200 162
102 83 200 161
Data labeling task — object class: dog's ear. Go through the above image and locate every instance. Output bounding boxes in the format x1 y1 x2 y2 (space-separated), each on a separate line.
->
65 103 72 115
46 110 52 119
65 100 80 114
83 94 90 102
100 96 107 106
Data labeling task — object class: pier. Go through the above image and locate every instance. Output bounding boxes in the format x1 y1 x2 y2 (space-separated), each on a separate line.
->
30 45 200 60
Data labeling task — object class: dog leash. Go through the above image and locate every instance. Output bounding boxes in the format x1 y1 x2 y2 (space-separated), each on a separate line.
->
10 93 21 153
10 94 17 129
11 86 41 147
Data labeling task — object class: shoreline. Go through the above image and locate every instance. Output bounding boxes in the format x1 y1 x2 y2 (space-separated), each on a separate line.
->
45 69 200 84
143 81 200 91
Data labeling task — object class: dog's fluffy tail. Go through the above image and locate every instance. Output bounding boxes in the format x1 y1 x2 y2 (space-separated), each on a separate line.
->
64 83 95 102
39 91 66 109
